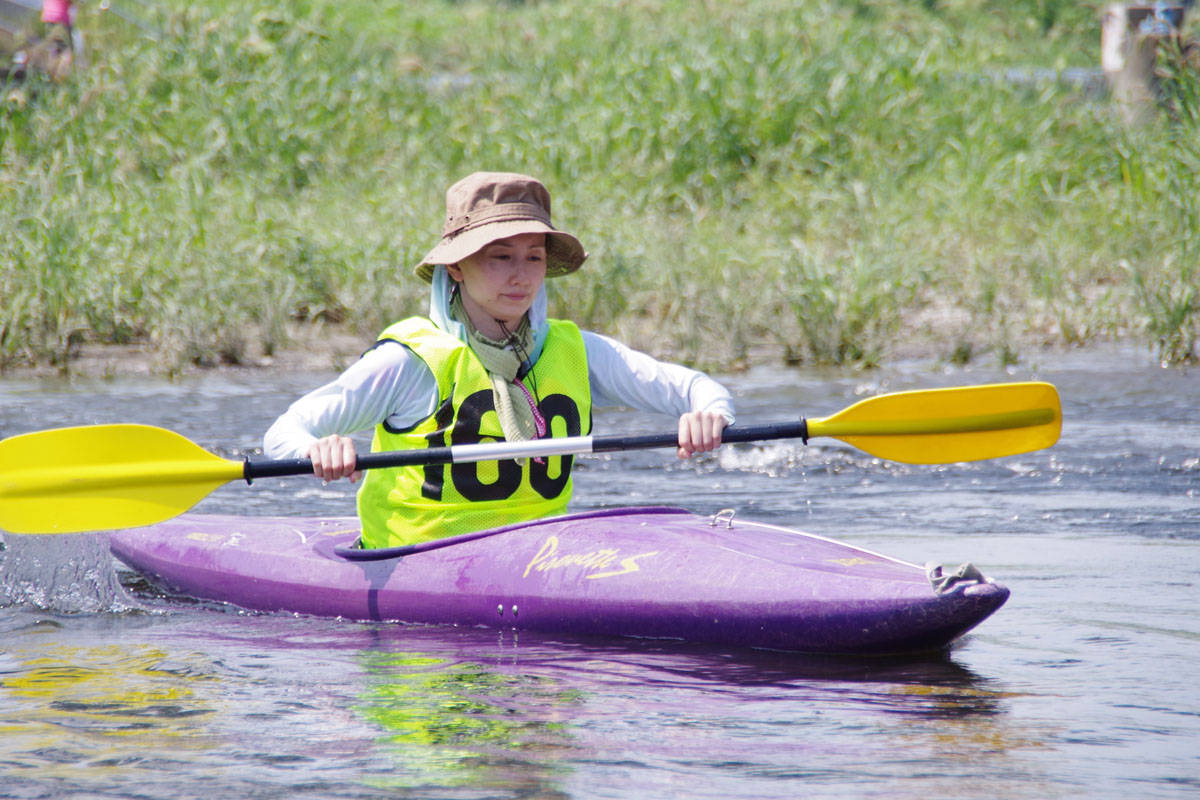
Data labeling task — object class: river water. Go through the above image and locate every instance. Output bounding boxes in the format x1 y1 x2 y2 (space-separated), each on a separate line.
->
1 347 1197 799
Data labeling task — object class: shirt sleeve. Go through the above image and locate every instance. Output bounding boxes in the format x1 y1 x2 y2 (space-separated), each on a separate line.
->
262 342 440 460
583 331 735 423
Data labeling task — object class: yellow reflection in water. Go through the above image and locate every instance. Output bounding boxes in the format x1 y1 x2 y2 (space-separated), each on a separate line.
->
1 643 217 754
885 683 1056 755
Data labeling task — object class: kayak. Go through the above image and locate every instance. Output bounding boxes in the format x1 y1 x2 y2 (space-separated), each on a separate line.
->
108 506 1008 655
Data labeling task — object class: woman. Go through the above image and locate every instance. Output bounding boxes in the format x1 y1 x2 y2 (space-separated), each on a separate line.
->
265 172 733 548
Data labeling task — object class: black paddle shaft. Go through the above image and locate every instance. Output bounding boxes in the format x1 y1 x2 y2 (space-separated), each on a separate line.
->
242 419 810 483
593 419 809 452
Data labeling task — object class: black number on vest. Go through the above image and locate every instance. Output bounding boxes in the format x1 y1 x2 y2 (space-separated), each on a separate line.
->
450 390 523 502
426 389 584 502
420 395 457 500
529 393 582 499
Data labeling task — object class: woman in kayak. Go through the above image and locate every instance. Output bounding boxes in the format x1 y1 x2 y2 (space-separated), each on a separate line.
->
264 171 734 549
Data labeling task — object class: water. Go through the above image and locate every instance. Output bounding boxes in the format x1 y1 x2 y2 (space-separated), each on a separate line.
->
2 346 1198 799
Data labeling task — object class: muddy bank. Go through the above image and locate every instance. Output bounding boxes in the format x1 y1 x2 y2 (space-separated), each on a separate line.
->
1 328 370 380
0 321 1146 382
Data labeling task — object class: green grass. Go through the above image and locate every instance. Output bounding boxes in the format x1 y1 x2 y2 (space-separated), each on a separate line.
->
1 0 1198 373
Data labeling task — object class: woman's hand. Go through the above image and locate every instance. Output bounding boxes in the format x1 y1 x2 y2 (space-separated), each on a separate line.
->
677 410 728 459
308 434 362 483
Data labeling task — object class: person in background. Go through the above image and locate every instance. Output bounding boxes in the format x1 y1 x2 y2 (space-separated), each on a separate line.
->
37 0 76 79
265 172 734 549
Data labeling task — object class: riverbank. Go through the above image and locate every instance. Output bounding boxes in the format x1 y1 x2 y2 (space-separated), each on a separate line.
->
0 310 1146 382
0 325 368 379
2 0 1197 375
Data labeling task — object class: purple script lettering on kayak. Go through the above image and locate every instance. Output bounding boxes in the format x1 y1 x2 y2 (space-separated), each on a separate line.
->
522 536 660 580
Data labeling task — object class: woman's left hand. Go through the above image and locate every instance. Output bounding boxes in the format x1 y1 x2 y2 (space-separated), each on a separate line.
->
677 410 728 459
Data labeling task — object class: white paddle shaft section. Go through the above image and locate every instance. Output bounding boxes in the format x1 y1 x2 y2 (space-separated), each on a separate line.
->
448 434 598 462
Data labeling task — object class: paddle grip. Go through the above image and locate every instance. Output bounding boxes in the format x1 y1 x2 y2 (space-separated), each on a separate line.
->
242 448 456 482
589 419 808 452
243 458 313 482
725 419 809 445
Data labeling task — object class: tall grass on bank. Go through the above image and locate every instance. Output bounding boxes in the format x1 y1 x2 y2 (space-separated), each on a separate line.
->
1130 20 1200 365
1 0 1197 374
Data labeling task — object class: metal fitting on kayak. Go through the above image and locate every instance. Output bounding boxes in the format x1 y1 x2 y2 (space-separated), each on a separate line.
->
710 509 737 528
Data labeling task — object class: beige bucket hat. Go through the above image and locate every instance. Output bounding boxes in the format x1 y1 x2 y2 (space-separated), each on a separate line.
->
414 172 588 282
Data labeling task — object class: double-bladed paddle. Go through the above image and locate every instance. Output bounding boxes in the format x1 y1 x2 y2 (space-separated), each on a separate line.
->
0 381 1061 535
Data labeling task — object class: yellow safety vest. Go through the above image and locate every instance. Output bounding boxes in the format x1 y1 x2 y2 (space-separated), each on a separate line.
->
356 317 592 548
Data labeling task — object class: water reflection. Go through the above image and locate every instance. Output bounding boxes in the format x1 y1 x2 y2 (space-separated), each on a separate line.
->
343 626 1026 795
0 634 219 783
0 581 1077 798
351 632 580 794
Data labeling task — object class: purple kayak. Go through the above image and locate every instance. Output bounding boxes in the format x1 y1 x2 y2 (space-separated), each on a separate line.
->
108 507 1009 655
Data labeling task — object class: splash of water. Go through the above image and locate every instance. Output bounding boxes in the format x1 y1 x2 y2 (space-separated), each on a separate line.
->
0 532 144 613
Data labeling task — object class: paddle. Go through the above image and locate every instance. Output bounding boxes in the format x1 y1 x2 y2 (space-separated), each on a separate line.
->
0 381 1061 535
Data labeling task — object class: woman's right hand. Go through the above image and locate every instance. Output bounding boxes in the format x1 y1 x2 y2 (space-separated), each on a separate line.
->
308 434 362 483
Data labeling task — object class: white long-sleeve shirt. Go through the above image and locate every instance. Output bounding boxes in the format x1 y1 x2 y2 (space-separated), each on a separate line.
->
263 330 735 459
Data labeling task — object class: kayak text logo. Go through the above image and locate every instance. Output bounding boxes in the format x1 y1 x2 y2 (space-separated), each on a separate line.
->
522 536 659 580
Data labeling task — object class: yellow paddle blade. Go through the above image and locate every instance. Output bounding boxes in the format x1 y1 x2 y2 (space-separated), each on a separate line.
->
805 381 1061 464
0 424 244 535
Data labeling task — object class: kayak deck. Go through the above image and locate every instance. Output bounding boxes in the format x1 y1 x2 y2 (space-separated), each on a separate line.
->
109 507 1009 655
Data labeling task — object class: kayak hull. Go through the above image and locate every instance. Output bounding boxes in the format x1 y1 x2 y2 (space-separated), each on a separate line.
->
109 507 1009 655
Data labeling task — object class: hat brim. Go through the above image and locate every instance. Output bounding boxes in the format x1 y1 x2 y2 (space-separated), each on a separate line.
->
413 220 587 282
